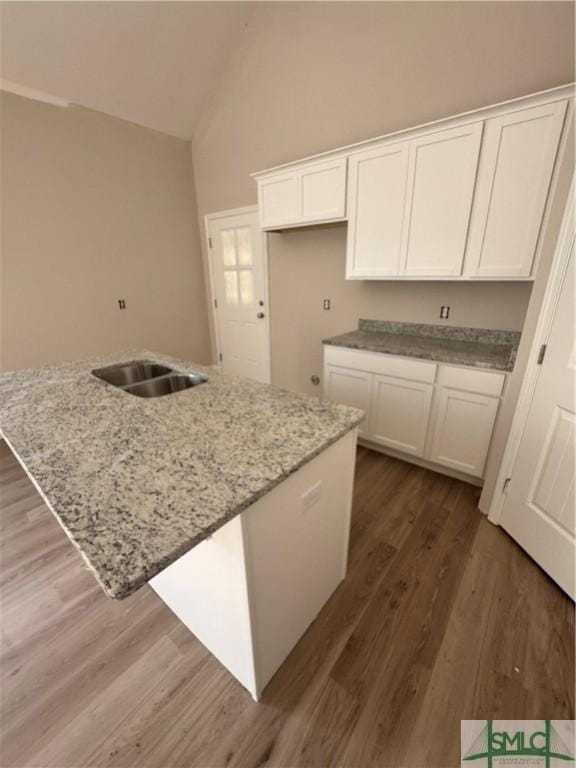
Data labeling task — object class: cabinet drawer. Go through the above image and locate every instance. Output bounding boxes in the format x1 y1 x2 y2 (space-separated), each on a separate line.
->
438 365 505 397
324 346 436 383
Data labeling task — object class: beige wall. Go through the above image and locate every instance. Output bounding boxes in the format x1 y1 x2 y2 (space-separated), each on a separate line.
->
1 91 211 371
268 225 532 394
192 0 575 395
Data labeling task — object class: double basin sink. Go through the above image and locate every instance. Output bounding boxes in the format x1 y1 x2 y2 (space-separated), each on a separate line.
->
92 360 206 398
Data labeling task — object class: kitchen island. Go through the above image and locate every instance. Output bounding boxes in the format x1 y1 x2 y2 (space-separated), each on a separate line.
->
0 352 362 699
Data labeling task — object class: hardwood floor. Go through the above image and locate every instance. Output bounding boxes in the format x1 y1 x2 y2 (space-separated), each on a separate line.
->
1 440 573 768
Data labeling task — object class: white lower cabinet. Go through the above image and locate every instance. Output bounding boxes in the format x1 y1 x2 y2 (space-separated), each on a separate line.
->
428 388 500 476
370 374 433 456
323 365 372 438
324 345 505 480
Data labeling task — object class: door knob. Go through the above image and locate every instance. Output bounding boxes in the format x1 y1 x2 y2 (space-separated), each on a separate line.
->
257 312 265 319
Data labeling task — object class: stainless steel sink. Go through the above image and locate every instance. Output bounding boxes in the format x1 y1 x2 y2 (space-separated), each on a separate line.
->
92 360 173 387
125 374 206 398
91 361 207 398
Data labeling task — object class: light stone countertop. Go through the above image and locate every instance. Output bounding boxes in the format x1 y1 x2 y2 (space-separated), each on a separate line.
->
323 320 521 372
0 351 363 600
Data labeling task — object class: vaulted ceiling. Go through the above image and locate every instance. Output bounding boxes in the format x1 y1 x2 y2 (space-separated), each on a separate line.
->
0 1 251 139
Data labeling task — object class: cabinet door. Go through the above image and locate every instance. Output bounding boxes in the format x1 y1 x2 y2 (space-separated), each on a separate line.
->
346 142 410 278
429 388 499 477
370 375 433 456
465 101 567 278
300 158 347 223
324 365 371 437
401 122 483 277
258 172 299 229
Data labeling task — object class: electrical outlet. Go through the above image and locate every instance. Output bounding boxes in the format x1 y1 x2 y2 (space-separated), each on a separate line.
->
440 305 450 319
118 299 127 310
323 299 331 310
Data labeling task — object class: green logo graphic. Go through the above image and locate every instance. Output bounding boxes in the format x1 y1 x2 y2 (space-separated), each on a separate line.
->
464 720 574 767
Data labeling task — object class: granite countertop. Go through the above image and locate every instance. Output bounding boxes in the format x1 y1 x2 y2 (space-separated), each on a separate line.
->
0 351 363 600
323 320 521 372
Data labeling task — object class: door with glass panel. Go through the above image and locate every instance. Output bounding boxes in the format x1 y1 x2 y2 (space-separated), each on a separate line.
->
208 210 270 383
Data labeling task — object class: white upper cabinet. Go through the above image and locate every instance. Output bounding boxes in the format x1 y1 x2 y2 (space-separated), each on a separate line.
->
401 123 483 277
258 172 300 229
346 123 482 279
253 86 572 280
257 157 347 230
300 158 347 223
346 142 409 278
464 101 568 278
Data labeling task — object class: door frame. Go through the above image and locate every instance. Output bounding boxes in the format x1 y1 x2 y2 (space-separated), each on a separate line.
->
204 206 272 384
488 176 575 525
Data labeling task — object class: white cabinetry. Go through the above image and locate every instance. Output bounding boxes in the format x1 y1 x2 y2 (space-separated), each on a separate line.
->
323 345 506 480
346 142 410 278
323 365 371 438
346 123 482 279
428 366 504 476
257 172 299 229
254 86 571 281
464 101 568 278
370 375 433 456
401 123 483 277
428 389 499 477
257 157 347 230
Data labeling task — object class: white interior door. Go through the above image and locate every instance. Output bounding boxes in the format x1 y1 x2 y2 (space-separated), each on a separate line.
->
208 210 270 383
501 242 575 597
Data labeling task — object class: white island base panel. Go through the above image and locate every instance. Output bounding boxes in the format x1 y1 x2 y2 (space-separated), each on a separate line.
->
149 428 357 701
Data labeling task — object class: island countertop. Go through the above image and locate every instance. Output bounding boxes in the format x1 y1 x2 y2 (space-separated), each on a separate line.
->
0 351 363 600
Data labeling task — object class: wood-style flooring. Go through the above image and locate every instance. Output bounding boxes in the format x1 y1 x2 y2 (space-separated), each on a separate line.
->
1 440 574 768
